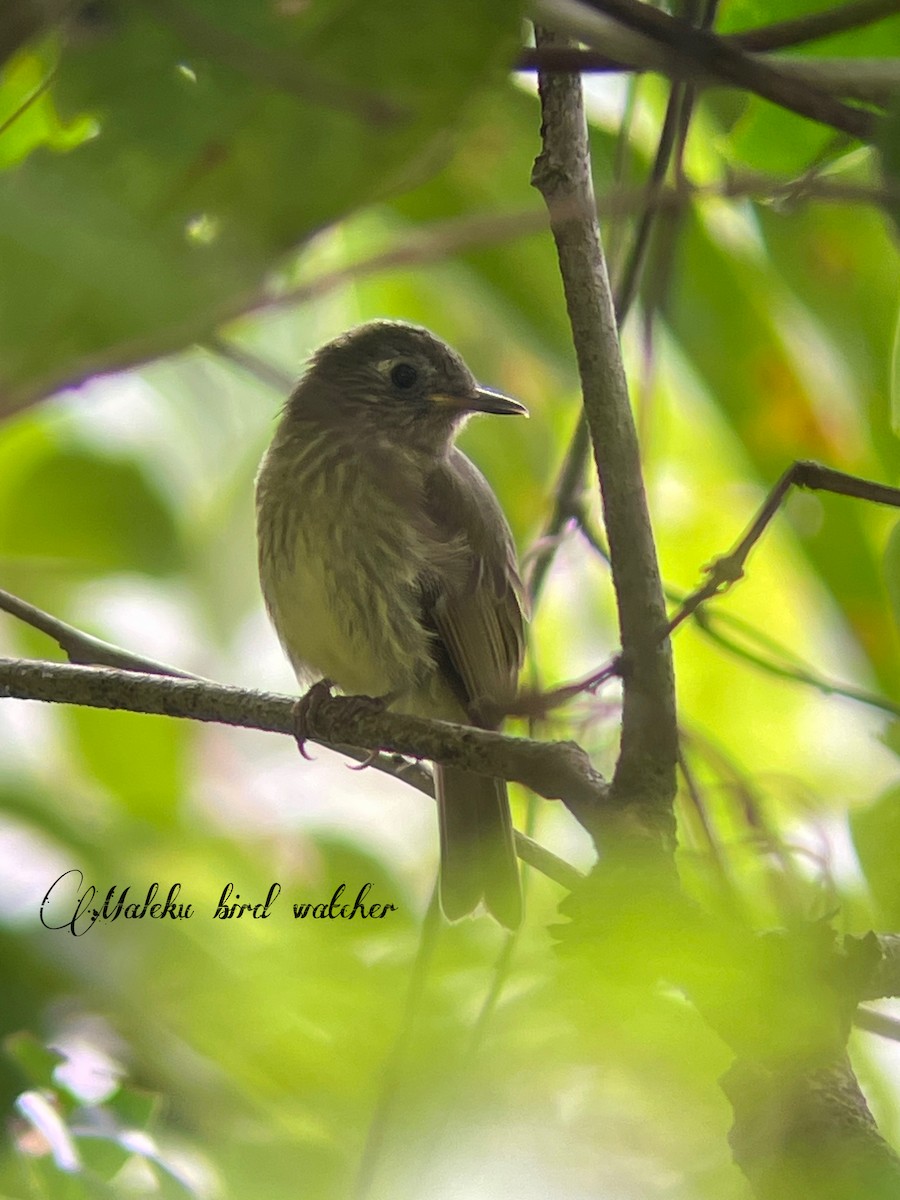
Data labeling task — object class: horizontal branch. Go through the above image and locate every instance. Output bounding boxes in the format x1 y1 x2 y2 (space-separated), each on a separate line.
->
768 56 900 107
529 0 880 140
0 657 609 813
519 47 900 109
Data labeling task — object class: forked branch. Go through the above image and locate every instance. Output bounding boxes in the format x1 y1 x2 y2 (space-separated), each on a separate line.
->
668 461 900 637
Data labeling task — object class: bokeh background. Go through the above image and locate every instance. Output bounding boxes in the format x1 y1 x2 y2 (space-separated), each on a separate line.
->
1 2 899 1197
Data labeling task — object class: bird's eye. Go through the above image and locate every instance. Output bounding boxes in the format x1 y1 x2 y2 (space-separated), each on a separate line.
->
390 362 419 389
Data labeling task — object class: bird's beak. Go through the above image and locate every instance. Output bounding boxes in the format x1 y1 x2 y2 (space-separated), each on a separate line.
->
432 386 528 417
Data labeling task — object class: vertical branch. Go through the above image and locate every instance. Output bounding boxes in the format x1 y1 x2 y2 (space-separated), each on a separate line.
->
531 26 677 845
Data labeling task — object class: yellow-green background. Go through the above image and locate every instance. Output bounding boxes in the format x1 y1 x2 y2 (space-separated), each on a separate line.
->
1 1 899 1197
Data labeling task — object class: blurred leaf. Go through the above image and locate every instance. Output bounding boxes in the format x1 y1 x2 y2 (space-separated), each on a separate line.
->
0 3 899 1195
722 99 835 176
4 1034 64 1091
107 1086 159 1133
0 783 103 862
0 0 524 412
0 445 183 576
71 1126 129 1182
0 48 94 169
851 783 900 923
878 98 900 236
66 708 188 825
388 83 618 365
885 519 900 637
661 204 900 695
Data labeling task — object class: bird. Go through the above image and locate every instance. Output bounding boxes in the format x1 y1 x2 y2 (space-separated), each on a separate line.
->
255 320 528 928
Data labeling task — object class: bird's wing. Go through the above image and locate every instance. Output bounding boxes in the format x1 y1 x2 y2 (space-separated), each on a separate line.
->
420 448 526 726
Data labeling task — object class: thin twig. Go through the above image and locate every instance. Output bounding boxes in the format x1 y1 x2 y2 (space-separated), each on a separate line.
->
526 14 701 609
519 46 900 109
677 747 733 891
253 203 611 320
690 607 900 719
763 57 900 107
0 656 608 814
0 591 585 883
525 418 592 604
247 178 898 347
0 65 57 140
0 587 195 678
529 0 880 140
516 462 900 720
521 1 900 63
205 336 296 393
667 462 900 638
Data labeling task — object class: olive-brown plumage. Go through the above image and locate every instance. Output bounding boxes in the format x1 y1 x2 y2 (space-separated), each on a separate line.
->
255 320 527 927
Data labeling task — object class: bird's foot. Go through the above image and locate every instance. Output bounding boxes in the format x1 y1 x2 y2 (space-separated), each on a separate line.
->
340 691 389 723
342 694 389 771
292 679 334 760
340 692 394 769
293 686 393 761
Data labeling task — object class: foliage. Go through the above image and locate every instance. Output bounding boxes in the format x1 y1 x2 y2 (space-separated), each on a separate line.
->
0 1 899 1198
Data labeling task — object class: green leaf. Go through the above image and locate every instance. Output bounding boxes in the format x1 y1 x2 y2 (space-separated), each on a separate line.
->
0 0 524 412
4 1034 64 1090
66 708 188 825
0 445 183 576
107 1086 160 1133
722 100 834 176
73 1132 130 1182
0 49 95 169
884 518 900 637
879 98 900 236
851 783 900 923
661 204 900 696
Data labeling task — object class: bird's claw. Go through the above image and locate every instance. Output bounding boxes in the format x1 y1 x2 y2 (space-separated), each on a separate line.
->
293 685 390 760
348 749 381 772
292 679 334 760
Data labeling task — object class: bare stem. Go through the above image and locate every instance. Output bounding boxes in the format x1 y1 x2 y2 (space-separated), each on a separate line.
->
531 25 677 843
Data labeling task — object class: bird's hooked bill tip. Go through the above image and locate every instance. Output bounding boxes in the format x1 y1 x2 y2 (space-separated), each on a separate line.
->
432 387 529 417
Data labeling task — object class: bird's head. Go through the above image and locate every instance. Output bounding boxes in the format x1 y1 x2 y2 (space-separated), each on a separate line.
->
286 320 527 451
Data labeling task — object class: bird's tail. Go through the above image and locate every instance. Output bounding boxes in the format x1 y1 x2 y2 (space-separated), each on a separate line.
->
436 765 522 929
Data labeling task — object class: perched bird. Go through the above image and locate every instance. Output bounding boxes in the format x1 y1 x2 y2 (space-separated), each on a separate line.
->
255 320 528 927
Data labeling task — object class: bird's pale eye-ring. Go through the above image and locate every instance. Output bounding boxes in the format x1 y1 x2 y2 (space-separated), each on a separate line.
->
389 362 419 389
